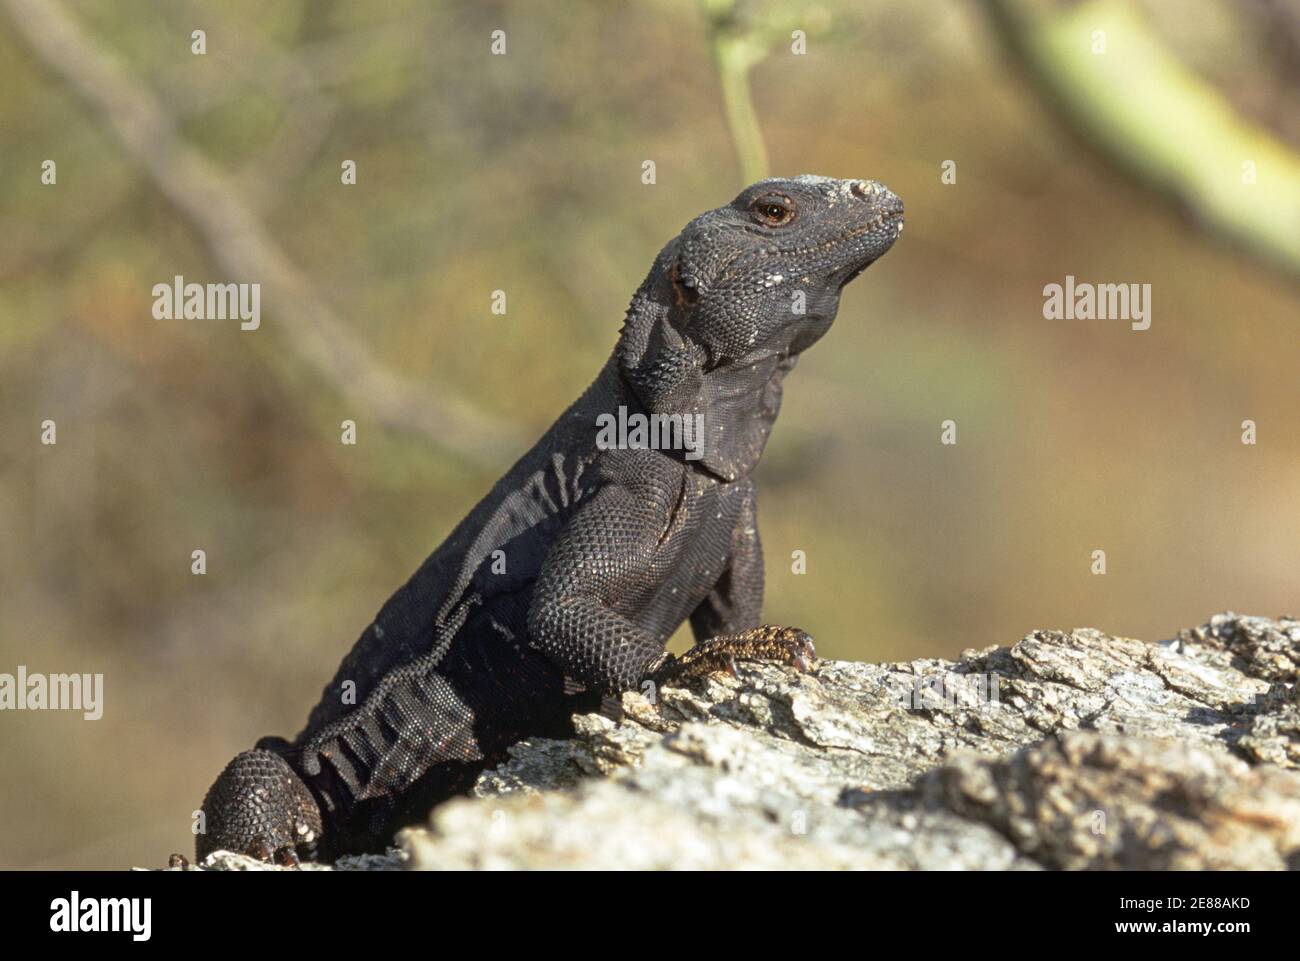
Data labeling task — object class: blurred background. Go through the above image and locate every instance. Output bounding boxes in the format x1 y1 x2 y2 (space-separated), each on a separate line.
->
1 0 1297 869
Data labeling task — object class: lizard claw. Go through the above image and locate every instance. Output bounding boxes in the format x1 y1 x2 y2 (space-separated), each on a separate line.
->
654 625 817 684
239 835 304 868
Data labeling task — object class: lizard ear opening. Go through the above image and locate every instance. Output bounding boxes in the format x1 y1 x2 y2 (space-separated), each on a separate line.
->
618 301 705 419
617 247 706 418
670 259 700 308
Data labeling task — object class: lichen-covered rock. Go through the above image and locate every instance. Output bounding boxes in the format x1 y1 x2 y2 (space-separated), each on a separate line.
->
183 612 1300 870
1175 612 1300 683
907 731 1300 870
175 849 405 871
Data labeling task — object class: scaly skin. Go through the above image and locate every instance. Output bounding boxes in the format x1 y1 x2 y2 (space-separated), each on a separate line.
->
196 175 903 863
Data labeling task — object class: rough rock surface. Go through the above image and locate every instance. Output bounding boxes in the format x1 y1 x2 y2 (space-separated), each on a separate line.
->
183 612 1300 870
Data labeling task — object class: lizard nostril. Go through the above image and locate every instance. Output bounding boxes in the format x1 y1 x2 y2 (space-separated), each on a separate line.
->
851 179 904 217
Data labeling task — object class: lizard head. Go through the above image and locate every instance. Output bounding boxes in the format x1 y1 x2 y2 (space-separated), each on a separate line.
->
672 174 904 358
618 174 903 480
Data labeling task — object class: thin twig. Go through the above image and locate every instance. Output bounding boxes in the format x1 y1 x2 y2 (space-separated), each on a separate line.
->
4 0 526 466
701 0 772 184
983 0 1300 285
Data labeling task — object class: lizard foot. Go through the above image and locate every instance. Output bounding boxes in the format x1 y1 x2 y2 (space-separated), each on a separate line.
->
653 624 817 685
196 747 323 866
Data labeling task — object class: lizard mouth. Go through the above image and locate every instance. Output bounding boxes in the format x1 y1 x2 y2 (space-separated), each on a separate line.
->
836 209 904 287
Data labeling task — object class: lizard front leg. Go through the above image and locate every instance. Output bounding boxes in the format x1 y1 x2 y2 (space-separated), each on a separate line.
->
527 482 677 692
688 480 764 638
529 470 815 693
666 482 817 683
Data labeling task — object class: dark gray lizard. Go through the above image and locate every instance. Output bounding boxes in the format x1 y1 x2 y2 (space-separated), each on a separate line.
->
196 175 904 863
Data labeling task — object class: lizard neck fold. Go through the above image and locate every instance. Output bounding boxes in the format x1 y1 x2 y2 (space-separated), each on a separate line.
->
616 288 789 482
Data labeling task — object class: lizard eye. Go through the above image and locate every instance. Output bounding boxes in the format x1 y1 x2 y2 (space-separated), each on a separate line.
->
750 194 795 226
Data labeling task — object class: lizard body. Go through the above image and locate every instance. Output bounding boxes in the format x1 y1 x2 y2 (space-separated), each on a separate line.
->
197 175 903 862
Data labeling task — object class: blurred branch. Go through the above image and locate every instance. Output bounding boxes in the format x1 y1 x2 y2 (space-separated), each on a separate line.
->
156 1 341 213
190 3 340 213
984 0 1300 285
4 0 526 467
700 0 771 184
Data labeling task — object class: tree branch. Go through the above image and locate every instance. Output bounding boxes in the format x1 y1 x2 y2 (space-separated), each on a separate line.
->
4 0 526 467
984 0 1300 285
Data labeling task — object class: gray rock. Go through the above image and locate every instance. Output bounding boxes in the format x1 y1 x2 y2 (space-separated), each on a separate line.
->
189 612 1300 870
172 849 406 871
